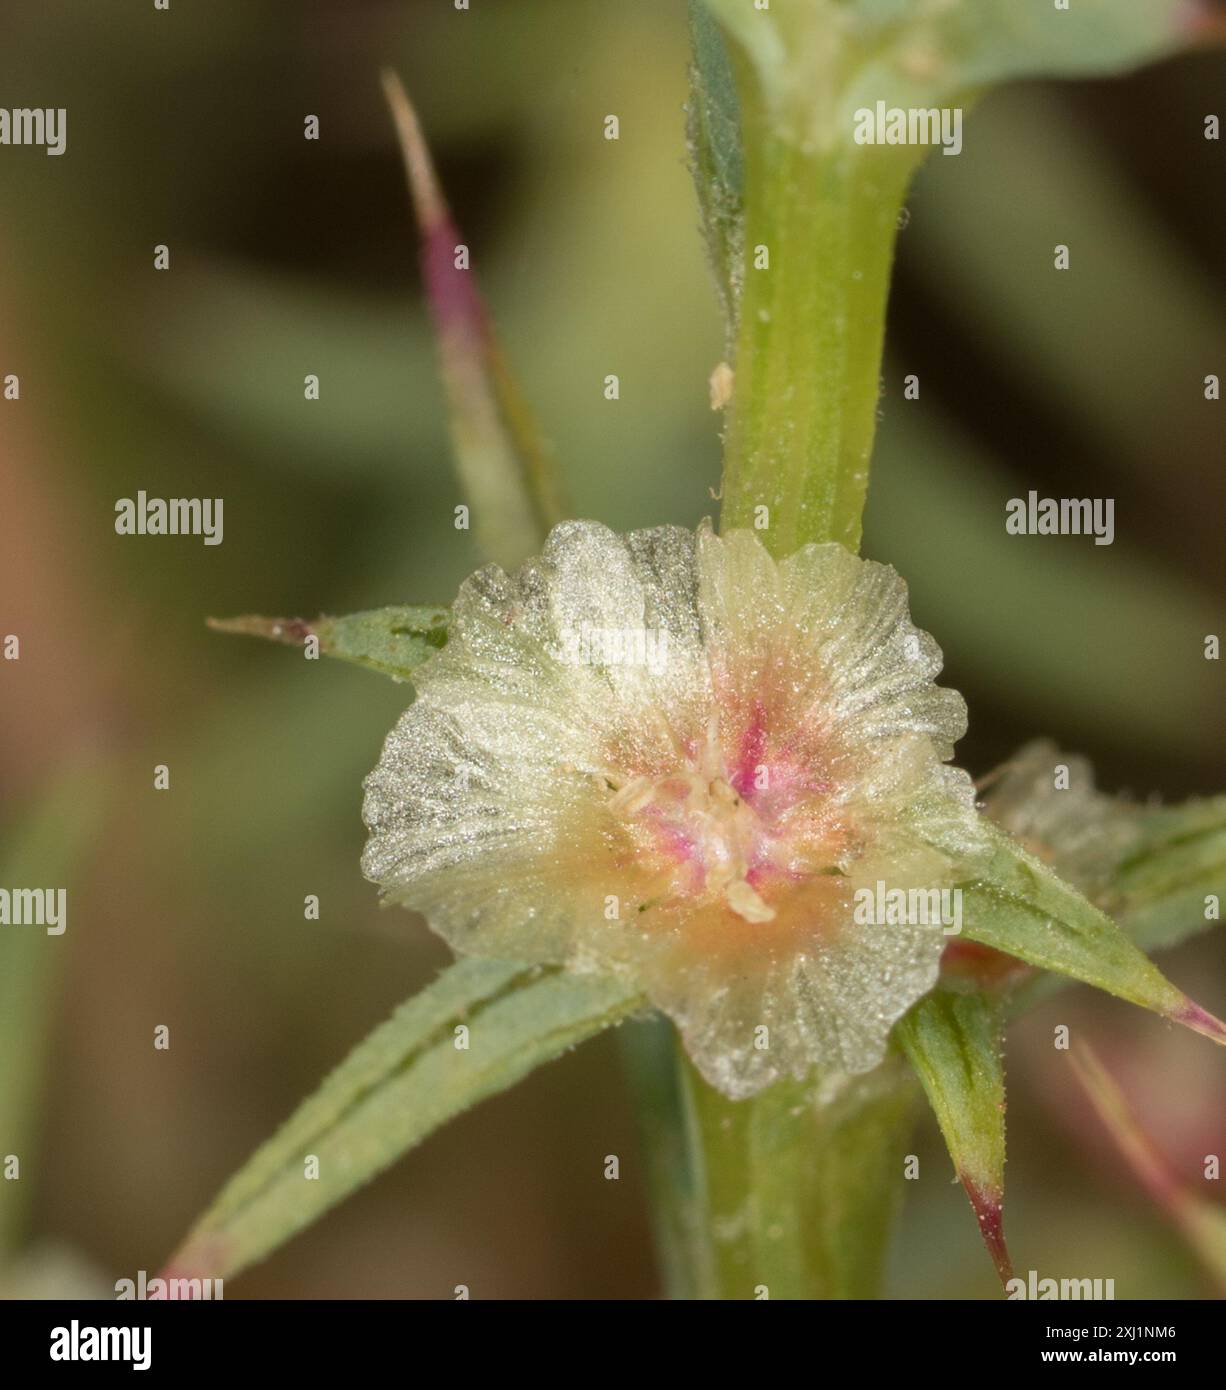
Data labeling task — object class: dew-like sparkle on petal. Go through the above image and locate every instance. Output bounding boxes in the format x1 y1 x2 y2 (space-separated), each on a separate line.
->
362 522 983 1098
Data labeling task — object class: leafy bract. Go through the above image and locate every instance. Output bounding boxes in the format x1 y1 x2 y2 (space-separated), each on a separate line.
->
168 959 643 1281
977 744 1225 1012
957 822 1226 1046
383 70 564 570
896 989 1010 1284
208 605 448 683
704 0 1205 114
1114 799 1226 955
902 751 1226 1289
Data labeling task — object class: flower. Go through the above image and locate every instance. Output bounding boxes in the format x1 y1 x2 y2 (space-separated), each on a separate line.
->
362 522 984 1098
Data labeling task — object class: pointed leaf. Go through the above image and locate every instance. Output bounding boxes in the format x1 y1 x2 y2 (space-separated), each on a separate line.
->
382 69 566 570
208 605 448 683
896 989 1011 1286
686 0 744 341
959 822 1226 1046
167 959 642 1281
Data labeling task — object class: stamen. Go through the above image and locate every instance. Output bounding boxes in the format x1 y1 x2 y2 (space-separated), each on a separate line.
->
726 878 776 923
609 776 656 816
709 776 739 806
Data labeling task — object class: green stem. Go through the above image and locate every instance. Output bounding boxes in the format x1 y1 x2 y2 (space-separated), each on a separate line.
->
720 129 911 556
628 1032 919 1300
617 1016 711 1299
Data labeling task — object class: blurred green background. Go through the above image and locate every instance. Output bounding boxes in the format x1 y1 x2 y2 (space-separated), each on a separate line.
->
0 0 1223 1298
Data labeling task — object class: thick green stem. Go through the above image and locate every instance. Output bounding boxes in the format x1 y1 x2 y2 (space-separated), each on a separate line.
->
660 8 925 1302
617 1016 711 1299
720 130 912 556
627 1031 919 1300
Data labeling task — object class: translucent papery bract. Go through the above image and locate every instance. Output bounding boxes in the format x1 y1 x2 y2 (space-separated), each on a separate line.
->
981 739 1145 903
362 522 982 1098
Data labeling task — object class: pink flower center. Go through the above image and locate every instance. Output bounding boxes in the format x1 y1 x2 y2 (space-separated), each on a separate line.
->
602 711 814 924
609 767 777 922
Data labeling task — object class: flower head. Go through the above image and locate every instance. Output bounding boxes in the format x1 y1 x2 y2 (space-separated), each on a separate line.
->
362 522 982 1097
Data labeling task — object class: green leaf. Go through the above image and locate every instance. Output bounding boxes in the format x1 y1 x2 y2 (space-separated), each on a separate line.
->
686 0 745 342
915 0 1211 88
207 604 449 683
1007 800 1226 1016
166 959 642 1281
705 0 1205 108
896 989 1011 1286
382 70 566 570
671 1043 919 1299
975 745 1225 1018
616 1014 710 1299
959 821 1226 1046
1113 799 1226 955
705 0 1215 554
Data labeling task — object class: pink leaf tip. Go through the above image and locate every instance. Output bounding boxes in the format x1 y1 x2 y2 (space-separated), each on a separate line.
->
963 1179 1014 1289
